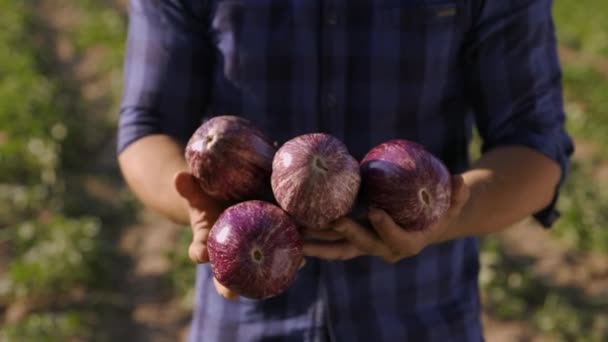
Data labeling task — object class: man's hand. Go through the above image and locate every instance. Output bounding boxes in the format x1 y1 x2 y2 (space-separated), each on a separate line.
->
303 175 470 263
173 171 240 300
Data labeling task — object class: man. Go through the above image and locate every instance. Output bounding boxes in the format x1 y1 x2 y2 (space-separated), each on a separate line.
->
117 0 573 341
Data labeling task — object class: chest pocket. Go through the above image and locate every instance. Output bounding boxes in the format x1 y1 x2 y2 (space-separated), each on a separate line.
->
381 0 462 26
375 0 466 84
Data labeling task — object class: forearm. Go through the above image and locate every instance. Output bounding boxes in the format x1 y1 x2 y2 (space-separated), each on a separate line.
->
118 134 190 225
440 146 561 241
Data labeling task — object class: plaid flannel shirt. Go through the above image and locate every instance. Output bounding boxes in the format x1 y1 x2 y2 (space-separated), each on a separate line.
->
117 0 573 340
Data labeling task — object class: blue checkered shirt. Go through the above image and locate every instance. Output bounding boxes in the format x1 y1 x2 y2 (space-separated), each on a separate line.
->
117 0 573 341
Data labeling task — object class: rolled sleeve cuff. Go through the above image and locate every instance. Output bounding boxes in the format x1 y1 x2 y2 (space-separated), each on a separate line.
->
482 129 574 228
116 106 162 155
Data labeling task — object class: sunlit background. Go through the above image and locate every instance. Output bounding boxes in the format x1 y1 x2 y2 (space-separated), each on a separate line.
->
0 1 607 341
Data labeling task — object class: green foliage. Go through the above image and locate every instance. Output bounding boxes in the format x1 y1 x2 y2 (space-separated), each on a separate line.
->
0 0 102 295
480 237 608 341
553 160 608 252
546 0 608 253
0 0 127 339
562 64 608 150
2 217 104 299
0 3 65 188
167 228 197 311
553 0 608 56
72 0 125 54
1 311 89 342
68 0 126 124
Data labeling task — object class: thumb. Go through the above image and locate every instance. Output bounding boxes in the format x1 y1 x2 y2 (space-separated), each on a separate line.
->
449 175 470 215
175 171 221 212
189 236 209 263
174 171 228 213
174 171 199 204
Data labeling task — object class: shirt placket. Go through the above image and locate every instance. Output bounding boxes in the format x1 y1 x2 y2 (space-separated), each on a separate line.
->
319 3 347 341
319 0 346 140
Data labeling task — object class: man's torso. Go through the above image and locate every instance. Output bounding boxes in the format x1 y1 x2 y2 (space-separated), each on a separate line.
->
189 1 483 341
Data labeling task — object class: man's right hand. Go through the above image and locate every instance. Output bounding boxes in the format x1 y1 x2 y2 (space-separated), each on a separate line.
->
174 171 240 300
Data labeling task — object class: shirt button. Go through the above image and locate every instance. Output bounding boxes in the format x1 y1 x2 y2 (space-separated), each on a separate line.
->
327 12 337 26
326 93 337 110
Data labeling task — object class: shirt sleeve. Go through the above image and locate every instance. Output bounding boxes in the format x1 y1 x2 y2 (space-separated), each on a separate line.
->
117 0 214 154
465 0 574 227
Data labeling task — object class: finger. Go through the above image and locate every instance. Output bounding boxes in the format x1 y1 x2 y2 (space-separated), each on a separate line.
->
368 208 422 251
303 241 364 260
189 208 220 234
188 242 209 263
454 175 470 208
445 175 470 220
174 171 199 203
188 224 212 263
174 171 227 212
213 277 239 300
188 222 212 265
334 217 390 256
302 228 345 242
299 258 306 269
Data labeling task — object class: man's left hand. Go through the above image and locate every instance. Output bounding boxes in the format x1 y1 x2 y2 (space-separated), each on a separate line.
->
303 175 470 263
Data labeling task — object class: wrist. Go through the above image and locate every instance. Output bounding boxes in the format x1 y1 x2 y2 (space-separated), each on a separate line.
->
433 176 474 243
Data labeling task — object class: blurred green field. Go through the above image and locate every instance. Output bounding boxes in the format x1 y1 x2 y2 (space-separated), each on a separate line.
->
0 0 607 341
